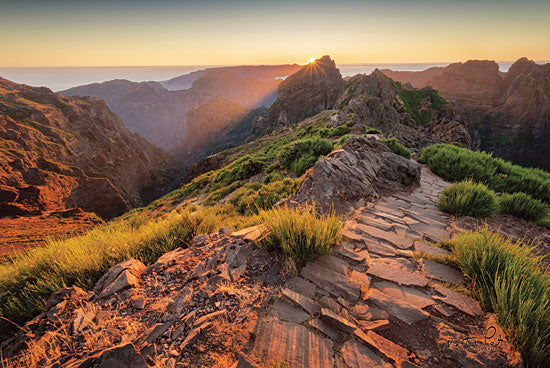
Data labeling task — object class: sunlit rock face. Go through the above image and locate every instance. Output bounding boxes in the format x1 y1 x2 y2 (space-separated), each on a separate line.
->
269 55 344 126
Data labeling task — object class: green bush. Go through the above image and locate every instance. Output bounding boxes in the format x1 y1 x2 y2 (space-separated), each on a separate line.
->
365 126 382 134
498 192 548 222
345 120 356 127
450 227 550 367
258 205 342 263
419 144 550 203
381 137 411 159
229 178 300 215
278 138 332 176
438 180 498 217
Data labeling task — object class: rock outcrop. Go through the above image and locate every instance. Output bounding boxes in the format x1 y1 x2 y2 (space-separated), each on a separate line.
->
0 77 176 219
292 136 421 213
383 58 550 169
268 56 344 126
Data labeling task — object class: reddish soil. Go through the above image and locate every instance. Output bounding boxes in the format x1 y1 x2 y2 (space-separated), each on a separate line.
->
0 211 102 257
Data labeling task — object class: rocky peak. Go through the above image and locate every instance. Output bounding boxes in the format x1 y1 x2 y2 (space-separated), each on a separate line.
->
268 55 344 126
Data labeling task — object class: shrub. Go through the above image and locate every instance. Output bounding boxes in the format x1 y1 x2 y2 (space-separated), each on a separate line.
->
498 192 548 222
419 144 550 203
344 120 356 127
229 178 300 215
258 205 342 264
278 138 332 176
365 126 382 134
438 180 498 217
381 137 411 159
450 227 550 367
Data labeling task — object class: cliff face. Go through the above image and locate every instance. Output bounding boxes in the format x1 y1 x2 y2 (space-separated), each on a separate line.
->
268 56 344 126
0 78 176 219
383 58 550 169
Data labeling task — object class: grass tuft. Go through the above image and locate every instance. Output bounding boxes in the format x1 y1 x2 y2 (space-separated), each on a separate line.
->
498 192 548 222
380 137 411 159
258 205 342 264
438 180 498 217
450 227 550 367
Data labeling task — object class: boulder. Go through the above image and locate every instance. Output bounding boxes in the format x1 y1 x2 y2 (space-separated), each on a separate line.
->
93 259 145 299
292 136 421 214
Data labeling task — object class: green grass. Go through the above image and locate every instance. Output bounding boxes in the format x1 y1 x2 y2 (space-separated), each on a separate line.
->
398 89 447 125
258 205 342 264
319 125 350 138
438 180 498 217
419 144 550 204
365 126 382 134
380 137 411 159
498 192 549 222
0 207 258 339
229 178 301 215
450 228 550 367
278 137 333 176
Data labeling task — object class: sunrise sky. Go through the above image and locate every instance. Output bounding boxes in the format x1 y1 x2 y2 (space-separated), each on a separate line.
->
1 0 549 67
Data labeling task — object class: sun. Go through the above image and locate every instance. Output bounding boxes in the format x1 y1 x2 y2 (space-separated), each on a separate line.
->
309 56 315 63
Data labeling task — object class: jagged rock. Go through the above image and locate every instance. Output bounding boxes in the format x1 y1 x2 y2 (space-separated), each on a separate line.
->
300 262 361 302
320 308 357 333
432 284 482 316
340 339 393 368
93 259 145 299
72 309 96 334
281 288 322 315
46 286 88 308
292 136 421 214
268 56 343 126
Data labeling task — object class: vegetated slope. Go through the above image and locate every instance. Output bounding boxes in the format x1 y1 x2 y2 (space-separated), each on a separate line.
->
0 77 176 219
383 58 550 169
60 65 302 160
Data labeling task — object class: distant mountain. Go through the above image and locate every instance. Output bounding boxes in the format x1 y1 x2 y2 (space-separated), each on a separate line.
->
0 77 176 219
61 65 302 162
382 58 550 169
160 64 301 90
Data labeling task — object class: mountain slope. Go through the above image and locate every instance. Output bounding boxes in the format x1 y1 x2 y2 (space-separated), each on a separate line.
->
0 77 176 219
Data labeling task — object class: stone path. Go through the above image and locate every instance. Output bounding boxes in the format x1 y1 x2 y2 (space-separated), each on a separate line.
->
242 166 521 368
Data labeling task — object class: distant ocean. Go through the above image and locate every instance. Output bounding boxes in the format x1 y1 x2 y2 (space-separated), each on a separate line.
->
0 62 520 92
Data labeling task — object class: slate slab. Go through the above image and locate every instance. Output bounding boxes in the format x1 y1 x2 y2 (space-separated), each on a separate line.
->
367 289 429 325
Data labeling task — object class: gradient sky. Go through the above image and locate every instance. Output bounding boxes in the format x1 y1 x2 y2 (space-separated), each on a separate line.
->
1 0 549 66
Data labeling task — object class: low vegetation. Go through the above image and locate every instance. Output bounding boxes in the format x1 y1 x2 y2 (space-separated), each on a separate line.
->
398 89 446 125
498 192 548 222
365 126 382 134
258 205 342 264
380 137 411 159
278 137 333 176
419 144 550 203
229 177 301 215
0 207 259 339
450 227 550 367
437 180 498 217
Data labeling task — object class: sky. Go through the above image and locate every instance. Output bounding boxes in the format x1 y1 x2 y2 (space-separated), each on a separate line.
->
1 0 549 67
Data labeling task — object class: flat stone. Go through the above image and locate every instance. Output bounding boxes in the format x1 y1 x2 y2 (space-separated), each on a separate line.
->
300 262 361 302
350 270 370 289
414 241 451 258
333 245 368 266
145 322 172 343
373 204 404 218
353 224 413 250
356 319 390 331
235 353 262 368
367 289 430 325
364 241 396 257
320 308 357 333
193 310 226 328
340 339 392 368
181 322 212 350
342 229 367 244
373 281 434 309
354 215 394 232
308 318 340 340
367 259 428 287
352 303 389 321
281 288 322 315
432 284 482 317
354 329 409 364
270 299 310 324
420 259 464 285
231 225 266 242
98 343 148 368
130 298 146 309
433 303 455 317
285 277 316 299
315 254 350 276
251 319 334 368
